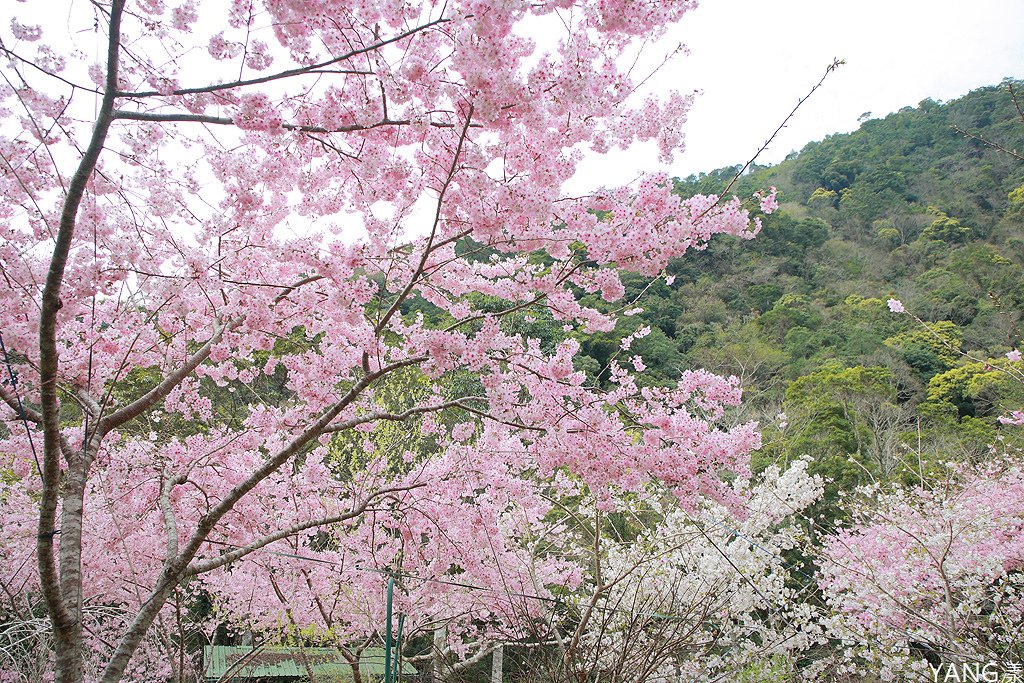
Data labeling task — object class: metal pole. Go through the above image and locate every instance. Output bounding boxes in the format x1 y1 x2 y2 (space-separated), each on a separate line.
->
394 614 405 683
384 576 394 683
433 626 447 683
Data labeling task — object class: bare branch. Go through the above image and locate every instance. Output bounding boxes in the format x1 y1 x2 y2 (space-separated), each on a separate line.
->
1010 82 1024 125
273 274 325 303
0 41 103 95
173 352 428 572
711 58 843 211
952 124 1024 162
321 396 545 435
375 104 474 335
322 397 484 433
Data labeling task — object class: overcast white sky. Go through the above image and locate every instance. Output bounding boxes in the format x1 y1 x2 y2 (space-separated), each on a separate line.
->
575 0 1024 188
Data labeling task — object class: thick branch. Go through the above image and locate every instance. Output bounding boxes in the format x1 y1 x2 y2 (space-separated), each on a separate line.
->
0 382 41 423
112 109 470 134
273 274 325 303
1 381 78 468
72 387 103 421
185 483 423 575
100 355 426 682
177 353 427 565
99 320 232 432
158 473 186 562
449 641 497 672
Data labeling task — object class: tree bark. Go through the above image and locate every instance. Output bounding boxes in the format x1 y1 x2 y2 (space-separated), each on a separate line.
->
53 472 87 683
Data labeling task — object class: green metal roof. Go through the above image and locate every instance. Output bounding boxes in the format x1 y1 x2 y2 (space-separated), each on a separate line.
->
203 645 416 681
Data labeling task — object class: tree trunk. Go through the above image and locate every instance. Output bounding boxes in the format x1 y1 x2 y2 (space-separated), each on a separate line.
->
99 571 181 683
38 1 126 680
52 471 87 683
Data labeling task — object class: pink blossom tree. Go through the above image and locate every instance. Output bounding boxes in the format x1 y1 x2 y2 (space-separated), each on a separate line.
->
0 2 776 682
190 440 825 683
819 464 1024 680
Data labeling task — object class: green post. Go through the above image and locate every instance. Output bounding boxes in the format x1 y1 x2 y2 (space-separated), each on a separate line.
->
394 614 405 683
384 576 394 683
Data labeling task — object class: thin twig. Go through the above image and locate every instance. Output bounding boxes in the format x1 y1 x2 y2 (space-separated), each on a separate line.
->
711 58 844 210
952 125 1024 163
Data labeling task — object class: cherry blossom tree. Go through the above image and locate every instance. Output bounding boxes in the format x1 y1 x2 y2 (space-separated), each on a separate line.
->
524 458 825 683
819 463 1024 681
188 447 825 683
0 2 776 682
196 434 572 683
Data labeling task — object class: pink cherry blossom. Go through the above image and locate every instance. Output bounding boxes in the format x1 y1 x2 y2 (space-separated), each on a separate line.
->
820 465 1024 678
0 2 783 681
755 186 779 214
998 410 1024 426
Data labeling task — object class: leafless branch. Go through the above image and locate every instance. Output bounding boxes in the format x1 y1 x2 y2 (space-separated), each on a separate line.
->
711 58 844 211
374 104 475 335
952 125 1024 163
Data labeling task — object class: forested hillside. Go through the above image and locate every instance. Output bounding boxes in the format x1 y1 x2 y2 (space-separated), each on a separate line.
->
582 80 1024 504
